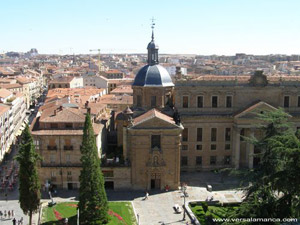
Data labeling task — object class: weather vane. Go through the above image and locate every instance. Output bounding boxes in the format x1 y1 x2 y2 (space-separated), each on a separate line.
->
151 17 155 40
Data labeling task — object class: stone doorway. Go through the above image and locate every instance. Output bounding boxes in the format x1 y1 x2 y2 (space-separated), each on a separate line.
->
150 173 161 189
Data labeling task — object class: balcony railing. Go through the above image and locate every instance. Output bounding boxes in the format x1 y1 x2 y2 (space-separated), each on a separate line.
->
47 145 57 150
41 162 82 167
63 145 73 151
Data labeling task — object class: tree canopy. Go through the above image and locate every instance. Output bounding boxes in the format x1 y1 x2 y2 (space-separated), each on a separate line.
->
78 113 108 225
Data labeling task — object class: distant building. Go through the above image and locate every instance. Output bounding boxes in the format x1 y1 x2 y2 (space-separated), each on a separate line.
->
48 76 83 89
103 69 124 79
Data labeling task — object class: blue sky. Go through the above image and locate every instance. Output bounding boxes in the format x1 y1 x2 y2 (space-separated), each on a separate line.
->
1 0 300 55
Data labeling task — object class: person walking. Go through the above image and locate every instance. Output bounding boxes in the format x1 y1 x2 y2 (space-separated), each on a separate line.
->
12 217 16 225
0 210 2 219
8 210 11 218
145 192 149 200
11 210 14 217
4 210 7 219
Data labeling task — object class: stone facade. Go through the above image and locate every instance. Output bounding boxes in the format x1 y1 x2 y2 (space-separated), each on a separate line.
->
175 72 300 170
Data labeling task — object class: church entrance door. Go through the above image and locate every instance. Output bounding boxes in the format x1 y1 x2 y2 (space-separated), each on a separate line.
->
150 173 161 189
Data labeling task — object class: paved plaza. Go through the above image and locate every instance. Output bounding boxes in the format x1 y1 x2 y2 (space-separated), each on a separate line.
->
0 170 244 225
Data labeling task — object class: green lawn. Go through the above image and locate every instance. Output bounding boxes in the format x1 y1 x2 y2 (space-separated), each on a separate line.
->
189 202 239 225
42 202 136 225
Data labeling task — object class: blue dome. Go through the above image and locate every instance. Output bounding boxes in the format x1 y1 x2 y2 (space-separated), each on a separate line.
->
133 64 174 87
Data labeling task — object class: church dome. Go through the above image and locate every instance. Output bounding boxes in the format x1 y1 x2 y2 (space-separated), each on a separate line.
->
133 64 174 87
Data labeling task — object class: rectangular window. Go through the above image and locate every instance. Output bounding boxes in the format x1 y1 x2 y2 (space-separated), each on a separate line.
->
284 96 290 108
34 139 40 150
298 96 300 107
181 156 188 166
66 154 71 164
151 135 161 149
210 156 217 165
196 144 202 150
226 96 232 108
181 145 188 151
225 128 231 141
212 96 218 108
224 156 231 165
182 128 188 142
151 96 156 108
182 96 189 108
65 123 72 129
137 95 142 107
196 156 202 165
67 171 72 176
225 144 231 150
50 123 58 129
197 96 203 108
211 144 217 150
211 128 217 142
50 154 56 164
197 128 202 142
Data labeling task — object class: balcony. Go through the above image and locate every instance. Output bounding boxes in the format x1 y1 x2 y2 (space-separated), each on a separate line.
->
41 162 82 167
63 145 73 151
47 145 57 151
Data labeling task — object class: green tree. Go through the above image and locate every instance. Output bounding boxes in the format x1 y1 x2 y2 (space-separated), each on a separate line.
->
15 125 41 225
228 108 300 223
78 113 108 225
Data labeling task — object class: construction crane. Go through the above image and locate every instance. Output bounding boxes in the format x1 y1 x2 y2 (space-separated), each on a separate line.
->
89 49 101 71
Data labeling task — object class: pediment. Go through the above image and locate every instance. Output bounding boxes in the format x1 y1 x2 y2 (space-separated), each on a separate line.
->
131 116 179 129
234 101 277 119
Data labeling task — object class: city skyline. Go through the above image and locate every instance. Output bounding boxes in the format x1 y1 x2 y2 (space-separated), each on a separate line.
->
1 0 300 55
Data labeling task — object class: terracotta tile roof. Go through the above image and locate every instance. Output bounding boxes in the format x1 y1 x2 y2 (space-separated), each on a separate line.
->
0 89 13 98
110 85 133 94
0 83 22 89
31 116 103 136
133 109 175 126
46 88 105 99
105 69 122 74
98 94 133 105
40 107 86 123
16 77 32 84
49 76 74 84
0 104 10 116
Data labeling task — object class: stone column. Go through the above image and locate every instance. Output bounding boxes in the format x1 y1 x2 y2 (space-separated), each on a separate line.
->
233 127 241 169
248 129 255 169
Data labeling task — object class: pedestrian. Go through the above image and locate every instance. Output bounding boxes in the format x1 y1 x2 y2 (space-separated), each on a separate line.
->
12 217 16 225
8 210 11 218
145 192 149 200
0 210 2 219
11 209 14 217
4 210 7 218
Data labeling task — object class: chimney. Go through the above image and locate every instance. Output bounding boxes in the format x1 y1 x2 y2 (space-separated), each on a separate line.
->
85 101 89 109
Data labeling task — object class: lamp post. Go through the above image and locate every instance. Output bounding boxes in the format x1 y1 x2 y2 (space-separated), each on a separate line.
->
182 184 187 221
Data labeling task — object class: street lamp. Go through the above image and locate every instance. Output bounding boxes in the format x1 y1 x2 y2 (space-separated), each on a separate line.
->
182 184 187 221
